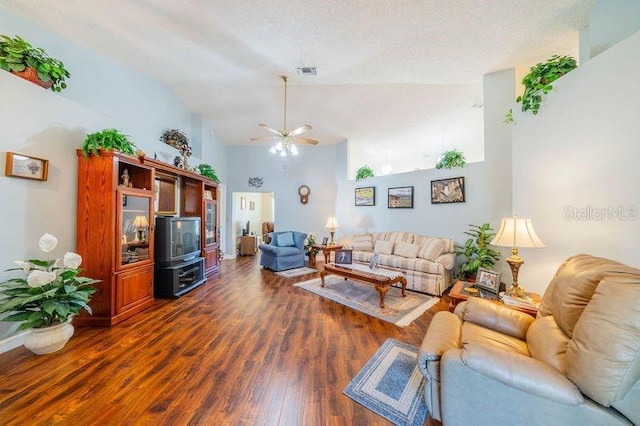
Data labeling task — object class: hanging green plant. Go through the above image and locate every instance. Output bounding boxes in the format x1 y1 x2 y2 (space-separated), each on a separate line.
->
82 129 136 157
197 163 220 183
505 54 577 123
355 165 375 181
435 149 465 169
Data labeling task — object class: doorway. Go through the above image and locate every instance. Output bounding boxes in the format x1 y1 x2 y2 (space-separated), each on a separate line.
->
231 192 274 256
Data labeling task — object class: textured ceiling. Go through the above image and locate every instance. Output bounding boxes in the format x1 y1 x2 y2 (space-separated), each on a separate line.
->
1 0 595 172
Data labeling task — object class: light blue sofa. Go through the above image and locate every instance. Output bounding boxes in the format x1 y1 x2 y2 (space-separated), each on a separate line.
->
259 231 307 271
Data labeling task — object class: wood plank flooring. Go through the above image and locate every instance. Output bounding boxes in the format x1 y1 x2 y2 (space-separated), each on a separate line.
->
0 257 449 425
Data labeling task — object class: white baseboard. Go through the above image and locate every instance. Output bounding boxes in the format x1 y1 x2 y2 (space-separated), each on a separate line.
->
0 331 26 353
223 254 237 260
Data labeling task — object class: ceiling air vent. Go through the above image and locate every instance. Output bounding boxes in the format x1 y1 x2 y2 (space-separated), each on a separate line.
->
296 67 317 76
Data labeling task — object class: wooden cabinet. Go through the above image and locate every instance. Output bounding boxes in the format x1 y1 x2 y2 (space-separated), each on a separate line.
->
203 183 220 275
240 236 257 256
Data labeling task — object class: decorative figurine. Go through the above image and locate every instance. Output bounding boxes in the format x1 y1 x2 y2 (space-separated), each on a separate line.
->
121 169 130 187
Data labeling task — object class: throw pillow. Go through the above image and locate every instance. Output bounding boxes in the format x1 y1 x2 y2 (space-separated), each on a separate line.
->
352 233 374 252
276 231 295 247
373 239 394 255
394 241 420 258
417 238 446 261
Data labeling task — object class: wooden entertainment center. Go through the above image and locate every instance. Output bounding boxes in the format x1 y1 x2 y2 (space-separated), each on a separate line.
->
75 150 219 326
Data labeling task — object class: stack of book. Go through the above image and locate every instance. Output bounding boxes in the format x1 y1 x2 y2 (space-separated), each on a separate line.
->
499 292 540 310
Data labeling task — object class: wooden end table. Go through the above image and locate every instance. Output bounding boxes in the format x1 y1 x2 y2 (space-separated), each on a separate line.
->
308 244 343 268
320 263 406 308
448 280 541 317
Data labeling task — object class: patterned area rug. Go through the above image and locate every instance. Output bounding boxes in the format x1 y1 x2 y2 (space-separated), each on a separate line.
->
274 267 317 278
343 338 428 426
294 275 438 326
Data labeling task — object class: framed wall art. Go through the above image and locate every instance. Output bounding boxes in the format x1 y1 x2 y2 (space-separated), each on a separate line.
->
5 152 49 181
431 177 465 204
355 186 375 206
240 197 246 210
388 186 414 208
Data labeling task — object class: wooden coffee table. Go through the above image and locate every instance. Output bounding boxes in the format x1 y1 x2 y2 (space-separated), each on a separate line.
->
448 280 541 317
320 263 407 308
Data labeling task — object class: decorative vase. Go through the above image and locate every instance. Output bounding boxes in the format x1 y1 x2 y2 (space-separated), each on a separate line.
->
11 67 53 90
23 318 75 355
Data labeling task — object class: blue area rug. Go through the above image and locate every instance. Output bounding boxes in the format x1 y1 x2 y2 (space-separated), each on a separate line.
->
343 338 428 425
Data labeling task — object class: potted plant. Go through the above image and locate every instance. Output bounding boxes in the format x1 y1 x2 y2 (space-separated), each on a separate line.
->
0 233 98 355
82 128 137 157
0 34 70 92
197 163 220 183
505 54 577 123
436 149 466 169
355 165 375 181
455 223 501 281
303 232 317 255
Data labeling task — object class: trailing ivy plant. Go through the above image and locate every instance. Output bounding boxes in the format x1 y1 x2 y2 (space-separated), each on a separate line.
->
0 34 70 92
435 149 465 169
455 223 501 281
82 129 137 157
505 54 577 123
355 165 375 181
197 163 220 183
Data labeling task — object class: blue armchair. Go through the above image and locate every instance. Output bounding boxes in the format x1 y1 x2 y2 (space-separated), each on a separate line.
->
259 231 307 271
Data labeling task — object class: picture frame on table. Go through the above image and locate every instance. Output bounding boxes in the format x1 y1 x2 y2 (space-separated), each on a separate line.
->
5 152 48 181
369 253 380 270
475 267 501 293
334 249 353 265
321 237 329 246
431 177 465 204
388 186 414 208
355 187 375 206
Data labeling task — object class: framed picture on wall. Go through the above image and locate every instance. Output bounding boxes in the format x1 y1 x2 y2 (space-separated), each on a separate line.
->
5 152 48 181
431 177 465 204
240 197 246 210
355 187 375 206
388 186 414 208
250 201 255 211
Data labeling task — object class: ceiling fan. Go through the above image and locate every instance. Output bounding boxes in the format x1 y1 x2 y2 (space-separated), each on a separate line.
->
250 75 318 156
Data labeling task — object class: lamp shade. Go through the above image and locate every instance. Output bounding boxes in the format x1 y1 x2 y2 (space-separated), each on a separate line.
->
325 216 339 230
132 215 149 228
490 217 545 248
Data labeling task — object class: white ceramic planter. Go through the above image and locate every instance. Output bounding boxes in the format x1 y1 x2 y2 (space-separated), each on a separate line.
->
23 319 75 355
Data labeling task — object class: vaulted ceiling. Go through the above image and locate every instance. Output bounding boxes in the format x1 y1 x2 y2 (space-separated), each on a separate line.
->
2 0 595 172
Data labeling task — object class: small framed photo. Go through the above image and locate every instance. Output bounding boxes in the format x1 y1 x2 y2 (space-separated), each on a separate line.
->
355 187 375 206
321 237 329 246
5 152 49 181
335 249 353 264
369 253 380 270
250 201 255 211
475 268 501 293
388 186 414 208
240 197 246 210
431 177 465 204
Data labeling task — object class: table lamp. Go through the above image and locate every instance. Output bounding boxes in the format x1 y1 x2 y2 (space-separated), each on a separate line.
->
490 216 545 297
325 216 339 245
133 215 149 242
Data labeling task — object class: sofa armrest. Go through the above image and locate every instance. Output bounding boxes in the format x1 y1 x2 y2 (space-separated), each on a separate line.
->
457 342 584 405
434 252 455 270
460 298 535 340
418 311 462 376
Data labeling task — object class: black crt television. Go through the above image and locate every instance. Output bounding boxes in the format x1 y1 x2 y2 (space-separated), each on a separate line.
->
155 216 201 266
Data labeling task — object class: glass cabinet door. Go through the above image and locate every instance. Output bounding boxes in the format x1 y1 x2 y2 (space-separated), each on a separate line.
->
120 193 152 268
205 201 216 246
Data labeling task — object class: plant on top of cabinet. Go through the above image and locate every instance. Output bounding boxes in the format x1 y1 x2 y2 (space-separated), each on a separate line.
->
355 165 375 181
197 163 220 183
435 149 465 169
505 55 577 124
82 129 137 157
0 35 70 92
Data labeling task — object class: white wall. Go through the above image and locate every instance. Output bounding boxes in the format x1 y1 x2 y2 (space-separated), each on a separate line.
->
588 0 640 59
512 30 640 294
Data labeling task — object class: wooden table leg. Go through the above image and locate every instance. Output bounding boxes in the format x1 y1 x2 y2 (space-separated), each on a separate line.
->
322 249 330 264
400 277 407 297
320 270 327 287
374 284 389 308
309 250 316 268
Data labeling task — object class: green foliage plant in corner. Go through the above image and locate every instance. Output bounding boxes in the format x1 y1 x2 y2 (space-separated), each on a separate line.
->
505 54 577 124
455 223 501 281
0 34 70 92
355 165 375 181
435 149 465 169
82 129 137 157
197 163 220 183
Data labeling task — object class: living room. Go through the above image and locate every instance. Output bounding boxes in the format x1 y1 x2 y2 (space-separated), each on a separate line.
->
1 1 639 424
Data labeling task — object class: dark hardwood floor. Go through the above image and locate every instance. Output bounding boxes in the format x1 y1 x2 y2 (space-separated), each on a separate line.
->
0 256 449 425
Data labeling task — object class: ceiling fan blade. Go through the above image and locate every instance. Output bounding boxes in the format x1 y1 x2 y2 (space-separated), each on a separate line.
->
249 136 278 142
258 124 282 136
292 137 319 146
288 124 312 137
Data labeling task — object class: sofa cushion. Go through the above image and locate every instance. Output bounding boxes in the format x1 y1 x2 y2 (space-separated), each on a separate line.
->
394 241 420 258
527 316 570 375
352 233 374 252
417 238 446 261
259 244 301 256
374 239 394 255
389 231 415 245
275 231 295 247
353 251 375 263
377 255 445 275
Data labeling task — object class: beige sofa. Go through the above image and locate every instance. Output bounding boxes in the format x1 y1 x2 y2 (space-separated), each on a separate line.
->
344 231 455 296
418 254 640 425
